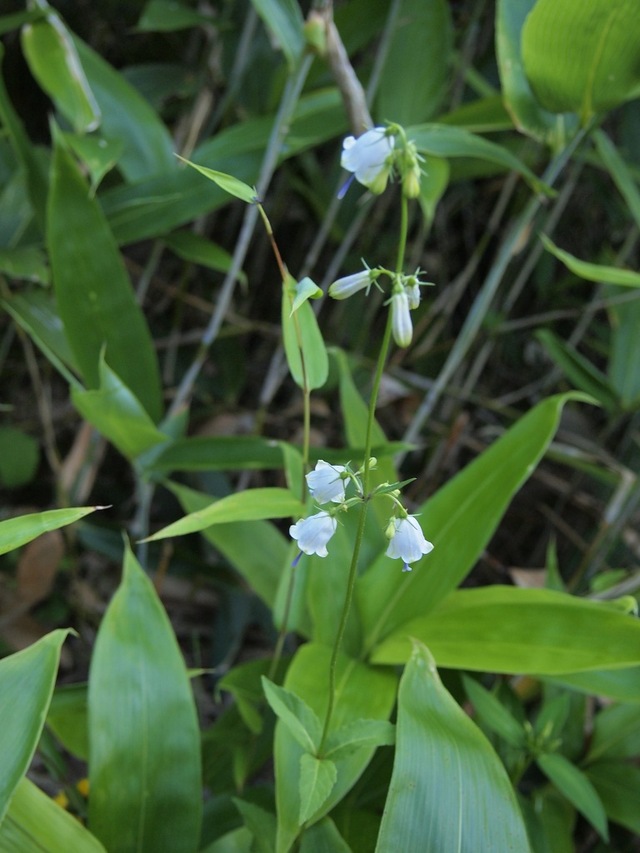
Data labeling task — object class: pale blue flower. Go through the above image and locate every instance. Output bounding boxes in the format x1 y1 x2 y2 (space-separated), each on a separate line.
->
290 511 337 557
386 516 433 572
306 460 346 503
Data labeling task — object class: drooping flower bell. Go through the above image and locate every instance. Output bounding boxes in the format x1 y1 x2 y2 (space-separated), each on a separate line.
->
290 511 337 558
341 127 395 195
306 460 347 504
385 515 434 572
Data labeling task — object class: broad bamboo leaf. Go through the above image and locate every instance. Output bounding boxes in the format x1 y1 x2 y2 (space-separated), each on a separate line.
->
88 544 202 852
47 132 162 421
72 358 167 459
537 753 608 841
376 0 452 125
21 11 100 133
376 643 530 852
274 644 397 853
358 394 584 652
0 777 106 853
371 586 640 674
496 0 577 147
522 0 640 123
0 506 102 555
0 630 70 823
145 487 303 541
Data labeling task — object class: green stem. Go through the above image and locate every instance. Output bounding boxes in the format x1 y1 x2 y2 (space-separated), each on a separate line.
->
319 193 409 753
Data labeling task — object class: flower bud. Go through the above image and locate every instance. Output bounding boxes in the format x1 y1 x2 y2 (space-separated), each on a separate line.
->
403 164 421 198
329 270 372 300
391 289 412 348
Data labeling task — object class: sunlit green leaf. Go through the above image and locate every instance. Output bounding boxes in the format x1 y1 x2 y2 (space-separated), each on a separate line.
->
176 155 257 204
0 507 103 555
376 643 530 852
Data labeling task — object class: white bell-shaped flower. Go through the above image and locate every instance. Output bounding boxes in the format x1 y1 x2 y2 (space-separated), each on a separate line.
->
306 460 347 504
290 511 337 557
341 127 394 194
385 516 434 572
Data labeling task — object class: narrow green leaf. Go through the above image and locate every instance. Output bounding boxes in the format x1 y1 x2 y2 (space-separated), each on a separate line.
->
176 155 256 204
376 0 452 125
145 487 303 541
359 394 584 652
0 507 102 555
0 777 106 853
407 123 550 193
536 328 618 410
586 760 640 835
61 132 122 192
522 0 640 122
21 12 100 133
593 129 640 231
537 752 608 840
0 630 70 823
462 675 525 749
543 666 640 703
496 0 577 147
72 357 168 459
251 0 305 69
541 234 640 288
47 132 162 421
262 677 321 753
299 755 337 826
372 586 640 674
282 275 328 391
376 643 530 852
88 544 202 852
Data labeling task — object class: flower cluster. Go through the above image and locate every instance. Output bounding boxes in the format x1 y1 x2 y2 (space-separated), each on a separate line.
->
329 265 433 348
340 124 424 198
289 460 434 572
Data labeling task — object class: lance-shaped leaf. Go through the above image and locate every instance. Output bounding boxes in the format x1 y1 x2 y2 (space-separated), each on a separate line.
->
176 155 256 204
88 544 201 852
376 643 530 852
541 234 640 288
0 507 104 555
537 753 608 841
0 630 70 823
282 273 328 391
144 487 304 541
262 678 321 753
